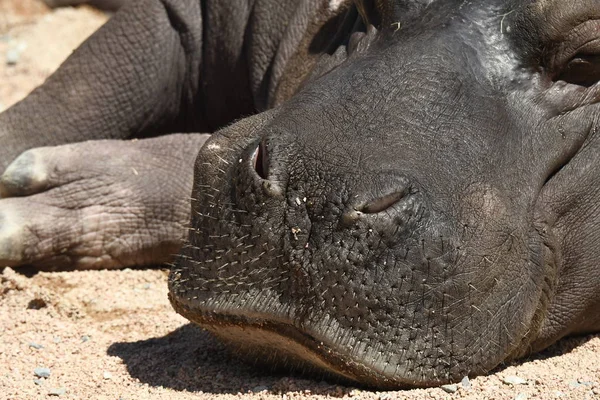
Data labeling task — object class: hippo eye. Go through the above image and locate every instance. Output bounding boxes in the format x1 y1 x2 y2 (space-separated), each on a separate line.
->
556 55 600 87
550 22 600 87
360 190 406 214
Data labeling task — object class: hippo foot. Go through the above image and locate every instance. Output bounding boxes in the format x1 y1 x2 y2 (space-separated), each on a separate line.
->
0 134 208 270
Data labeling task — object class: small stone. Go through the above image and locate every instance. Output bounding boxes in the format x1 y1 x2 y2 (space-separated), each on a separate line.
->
6 49 20 66
461 376 471 389
252 386 268 393
28 342 44 350
503 375 527 385
48 388 66 396
34 367 51 378
81 335 90 342
142 283 151 290
103 371 112 380
441 384 458 393
53 337 62 344
27 298 47 310
569 381 581 389
569 380 594 389
5 42 26 66
554 390 564 398
514 393 528 400
34 379 44 386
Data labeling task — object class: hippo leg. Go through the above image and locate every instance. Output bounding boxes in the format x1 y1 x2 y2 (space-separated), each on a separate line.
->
0 0 204 172
0 134 208 270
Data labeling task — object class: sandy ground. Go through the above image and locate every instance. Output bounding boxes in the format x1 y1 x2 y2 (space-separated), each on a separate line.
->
0 1 599 399
0 0 107 111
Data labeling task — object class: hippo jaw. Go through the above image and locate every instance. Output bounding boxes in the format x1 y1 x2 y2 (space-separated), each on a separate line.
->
169 293 399 388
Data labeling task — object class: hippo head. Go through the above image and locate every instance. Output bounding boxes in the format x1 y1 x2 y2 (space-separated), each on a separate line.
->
169 0 600 388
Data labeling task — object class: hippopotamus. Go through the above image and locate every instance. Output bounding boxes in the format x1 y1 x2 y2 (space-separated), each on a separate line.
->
0 0 599 389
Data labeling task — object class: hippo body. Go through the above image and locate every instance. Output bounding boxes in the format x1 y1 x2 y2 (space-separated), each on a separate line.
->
0 0 599 389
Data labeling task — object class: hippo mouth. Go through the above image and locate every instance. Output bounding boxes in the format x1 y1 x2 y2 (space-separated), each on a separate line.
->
168 292 409 389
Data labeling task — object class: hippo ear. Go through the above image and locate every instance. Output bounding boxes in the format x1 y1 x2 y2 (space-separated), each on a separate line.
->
353 0 383 27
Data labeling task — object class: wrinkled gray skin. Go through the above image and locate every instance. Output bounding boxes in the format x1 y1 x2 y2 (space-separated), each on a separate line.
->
0 0 599 390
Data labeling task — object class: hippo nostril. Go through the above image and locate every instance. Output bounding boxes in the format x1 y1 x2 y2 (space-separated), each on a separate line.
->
360 190 406 214
252 139 269 180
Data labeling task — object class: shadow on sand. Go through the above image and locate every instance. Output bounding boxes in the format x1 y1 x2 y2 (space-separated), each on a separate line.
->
107 323 352 395
490 333 599 375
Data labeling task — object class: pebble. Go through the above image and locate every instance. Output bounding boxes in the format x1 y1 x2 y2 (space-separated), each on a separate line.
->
5 41 27 66
81 335 90 342
48 388 66 396
502 375 527 385
441 384 458 393
514 393 527 400
103 371 112 380
569 381 594 389
5 48 20 66
34 367 51 378
28 342 44 350
33 379 44 386
461 376 471 389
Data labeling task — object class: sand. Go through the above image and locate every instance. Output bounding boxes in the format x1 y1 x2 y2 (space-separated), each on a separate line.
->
0 2 599 400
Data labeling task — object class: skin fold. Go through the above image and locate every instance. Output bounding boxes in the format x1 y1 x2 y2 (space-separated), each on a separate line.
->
0 0 599 389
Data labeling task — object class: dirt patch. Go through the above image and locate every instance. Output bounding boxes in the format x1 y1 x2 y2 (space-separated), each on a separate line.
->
0 0 107 111
0 1 599 400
